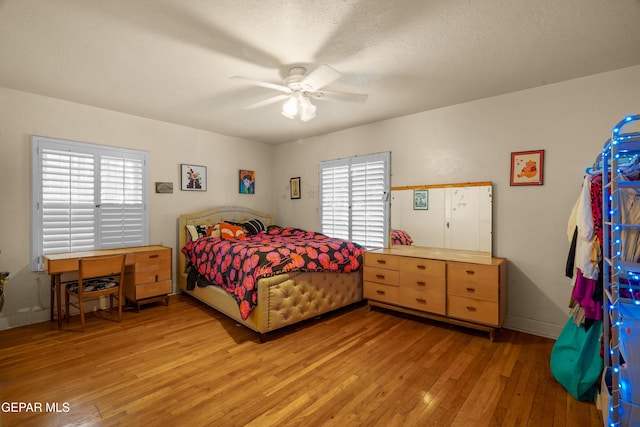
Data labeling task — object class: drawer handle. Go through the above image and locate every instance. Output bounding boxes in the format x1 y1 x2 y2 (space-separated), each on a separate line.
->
376 290 386 295
416 281 426 286
376 274 385 279
149 254 159 259
417 265 426 270
416 298 426 304
466 306 477 312
155 275 159 282
466 287 476 293
376 259 387 265
465 270 475 275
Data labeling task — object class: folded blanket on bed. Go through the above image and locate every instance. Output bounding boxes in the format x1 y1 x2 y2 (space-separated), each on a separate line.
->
182 227 365 319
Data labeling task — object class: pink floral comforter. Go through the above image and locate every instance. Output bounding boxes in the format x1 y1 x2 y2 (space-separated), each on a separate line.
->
182 227 365 319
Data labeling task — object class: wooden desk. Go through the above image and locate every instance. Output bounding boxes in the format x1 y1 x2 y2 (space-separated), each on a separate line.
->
44 245 172 328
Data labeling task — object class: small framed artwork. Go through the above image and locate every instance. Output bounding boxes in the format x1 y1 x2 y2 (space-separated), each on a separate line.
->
413 189 428 210
239 169 255 194
181 164 207 191
511 150 544 186
290 177 301 199
155 182 173 194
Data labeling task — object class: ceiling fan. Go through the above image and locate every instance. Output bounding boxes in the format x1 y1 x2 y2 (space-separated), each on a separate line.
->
230 65 368 122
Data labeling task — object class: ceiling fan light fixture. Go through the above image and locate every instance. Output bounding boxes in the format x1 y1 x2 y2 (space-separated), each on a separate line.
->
281 91 316 122
300 97 317 122
281 95 298 119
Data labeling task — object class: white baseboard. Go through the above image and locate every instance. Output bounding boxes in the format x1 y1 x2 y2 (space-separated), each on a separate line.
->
504 315 564 339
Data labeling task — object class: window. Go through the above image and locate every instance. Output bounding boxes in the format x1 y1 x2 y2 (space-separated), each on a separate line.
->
31 136 148 271
320 152 390 249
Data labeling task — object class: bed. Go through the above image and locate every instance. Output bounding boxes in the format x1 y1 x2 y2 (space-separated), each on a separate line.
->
177 206 364 339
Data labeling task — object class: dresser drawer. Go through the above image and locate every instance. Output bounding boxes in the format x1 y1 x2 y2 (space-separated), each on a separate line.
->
447 295 499 326
400 271 446 292
364 282 399 304
399 288 445 315
399 257 445 292
365 253 399 270
398 257 445 277
364 266 399 286
447 262 499 302
128 279 172 300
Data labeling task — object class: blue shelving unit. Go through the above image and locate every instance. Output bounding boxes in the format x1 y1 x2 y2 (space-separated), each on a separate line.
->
602 114 640 426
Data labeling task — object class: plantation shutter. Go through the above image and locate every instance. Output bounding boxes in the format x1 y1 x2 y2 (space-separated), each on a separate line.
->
32 136 148 271
351 158 386 248
99 152 146 248
320 152 390 249
40 146 97 257
320 162 350 240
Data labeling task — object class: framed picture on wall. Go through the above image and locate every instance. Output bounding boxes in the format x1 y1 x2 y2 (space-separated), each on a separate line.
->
290 177 301 199
181 164 207 191
239 169 255 194
413 189 428 210
510 150 544 186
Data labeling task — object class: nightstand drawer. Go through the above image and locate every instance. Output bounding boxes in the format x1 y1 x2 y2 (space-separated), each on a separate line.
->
447 295 499 326
129 279 172 300
399 288 445 315
364 282 399 304
364 267 399 286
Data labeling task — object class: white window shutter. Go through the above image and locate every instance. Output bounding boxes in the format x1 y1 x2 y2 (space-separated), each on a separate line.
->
351 159 386 248
32 136 148 271
99 153 146 248
321 163 350 240
40 146 97 256
320 152 390 249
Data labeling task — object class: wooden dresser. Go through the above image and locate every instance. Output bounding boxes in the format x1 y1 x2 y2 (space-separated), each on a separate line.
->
123 246 172 311
364 246 507 340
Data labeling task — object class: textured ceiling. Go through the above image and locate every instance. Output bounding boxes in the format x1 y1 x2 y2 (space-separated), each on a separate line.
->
1 0 640 144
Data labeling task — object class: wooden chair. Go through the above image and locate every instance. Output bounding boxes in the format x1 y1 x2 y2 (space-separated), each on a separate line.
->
64 254 125 331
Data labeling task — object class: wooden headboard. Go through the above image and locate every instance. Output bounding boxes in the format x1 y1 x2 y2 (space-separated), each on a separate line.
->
177 206 274 291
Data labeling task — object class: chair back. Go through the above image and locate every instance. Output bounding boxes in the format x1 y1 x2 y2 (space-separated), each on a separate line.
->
78 254 126 294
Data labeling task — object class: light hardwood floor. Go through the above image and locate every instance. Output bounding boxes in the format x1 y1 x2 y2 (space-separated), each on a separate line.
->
0 295 603 427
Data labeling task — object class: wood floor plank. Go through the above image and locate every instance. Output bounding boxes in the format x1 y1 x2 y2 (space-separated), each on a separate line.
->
0 295 603 426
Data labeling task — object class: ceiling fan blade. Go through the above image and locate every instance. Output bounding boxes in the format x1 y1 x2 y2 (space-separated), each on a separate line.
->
245 94 290 109
311 89 368 103
300 64 341 91
230 75 292 94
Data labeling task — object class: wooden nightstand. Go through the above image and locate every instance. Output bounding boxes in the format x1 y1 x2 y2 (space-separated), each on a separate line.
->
123 246 172 312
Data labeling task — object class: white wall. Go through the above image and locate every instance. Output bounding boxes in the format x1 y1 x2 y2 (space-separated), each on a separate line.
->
272 65 640 338
0 87 274 329
3 66 639 336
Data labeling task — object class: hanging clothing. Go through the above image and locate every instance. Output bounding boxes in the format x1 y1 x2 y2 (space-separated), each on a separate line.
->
569 176 599 280
571 268 602 322
619 173 640 262
588 173 603 246
565 226 578 278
